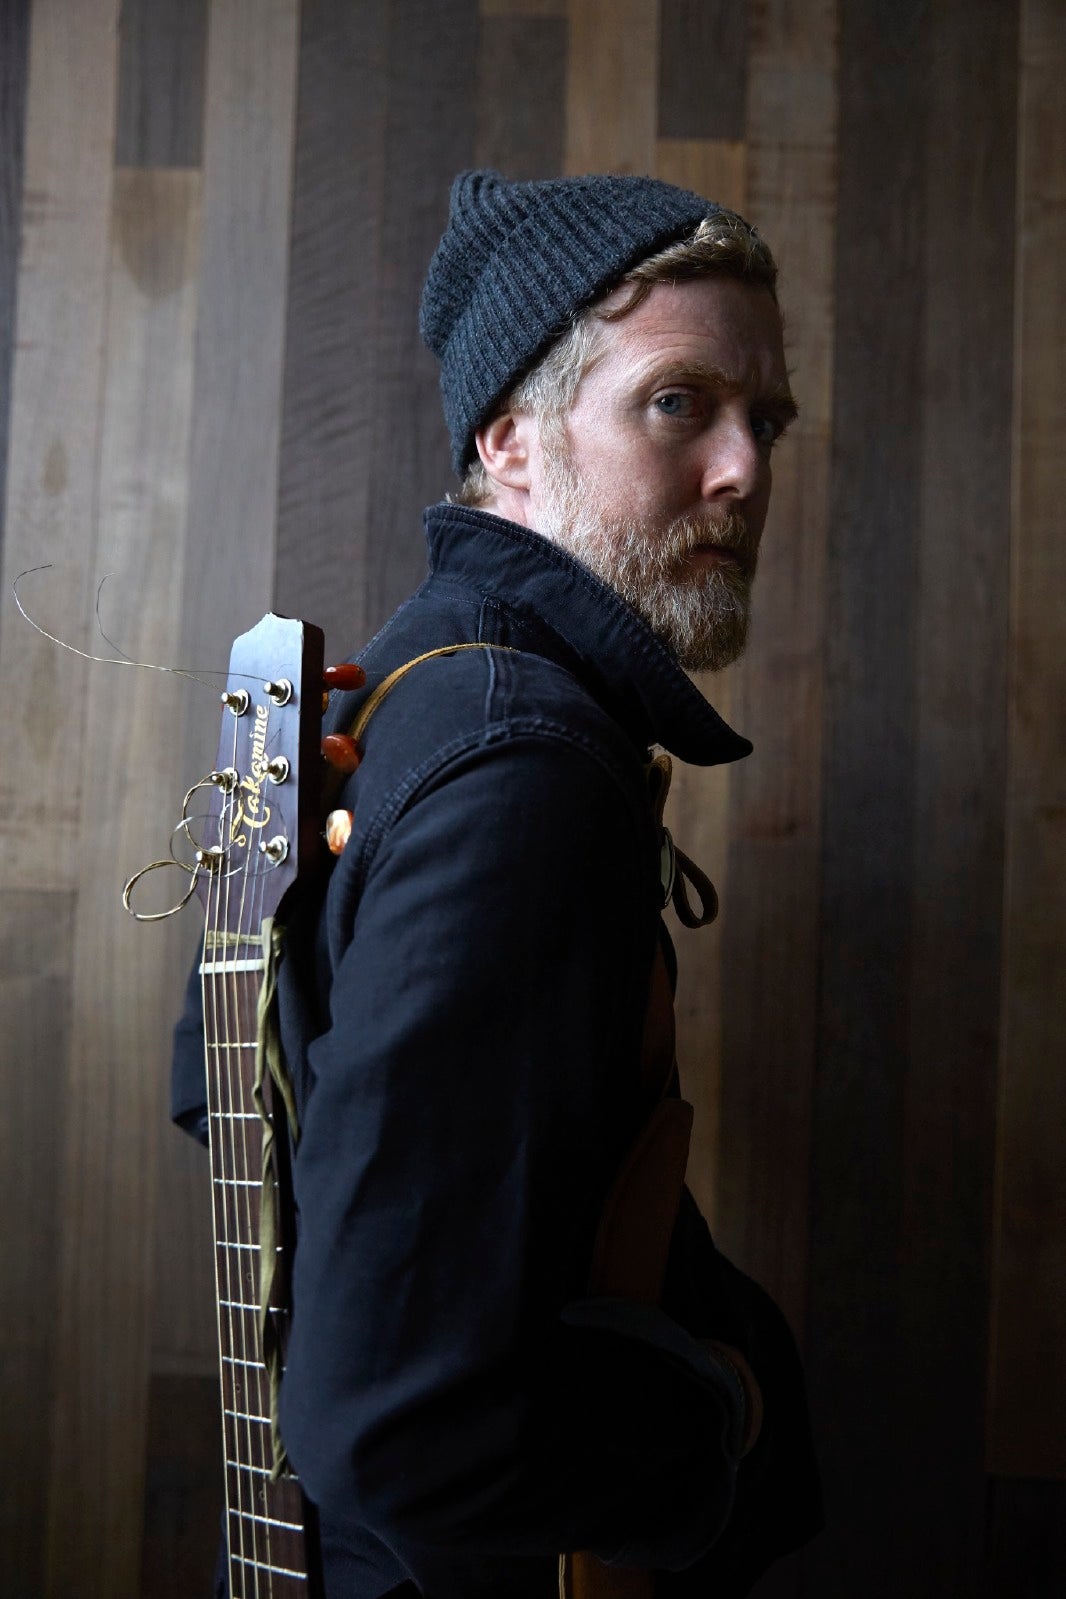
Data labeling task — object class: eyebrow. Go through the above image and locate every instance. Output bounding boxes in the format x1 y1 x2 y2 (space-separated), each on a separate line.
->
643 360 799 421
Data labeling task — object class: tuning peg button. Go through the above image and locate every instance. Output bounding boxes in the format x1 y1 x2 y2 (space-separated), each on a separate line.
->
321 734 361 773
326 809 354 855
323 663 367 692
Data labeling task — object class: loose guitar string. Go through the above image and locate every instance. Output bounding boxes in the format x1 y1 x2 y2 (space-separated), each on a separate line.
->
12 566 266 691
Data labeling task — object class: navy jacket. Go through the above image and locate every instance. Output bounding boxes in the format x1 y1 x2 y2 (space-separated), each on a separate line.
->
172 503 820 1598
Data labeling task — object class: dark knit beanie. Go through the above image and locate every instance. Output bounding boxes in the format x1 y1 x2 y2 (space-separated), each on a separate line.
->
420 169 722 474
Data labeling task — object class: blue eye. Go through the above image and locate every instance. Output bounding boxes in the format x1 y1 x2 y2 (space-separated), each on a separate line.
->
654 392 694 418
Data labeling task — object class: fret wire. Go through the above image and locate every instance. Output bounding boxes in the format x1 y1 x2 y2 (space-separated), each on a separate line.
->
232 1509 305 1533
224 1406 273 1426
230 1553 307 1581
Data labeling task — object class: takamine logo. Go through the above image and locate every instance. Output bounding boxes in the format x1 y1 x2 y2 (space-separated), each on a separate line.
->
230 702 272 846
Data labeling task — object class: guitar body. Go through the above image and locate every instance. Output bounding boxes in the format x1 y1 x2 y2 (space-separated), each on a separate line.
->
196 613 325 1597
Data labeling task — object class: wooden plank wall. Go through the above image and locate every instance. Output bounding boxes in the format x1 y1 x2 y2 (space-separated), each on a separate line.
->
0 2 1062 1595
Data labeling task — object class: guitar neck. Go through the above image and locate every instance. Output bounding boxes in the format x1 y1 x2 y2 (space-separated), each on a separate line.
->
204 959 314 1596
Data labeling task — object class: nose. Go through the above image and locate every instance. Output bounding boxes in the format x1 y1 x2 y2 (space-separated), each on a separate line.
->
699 407 766 506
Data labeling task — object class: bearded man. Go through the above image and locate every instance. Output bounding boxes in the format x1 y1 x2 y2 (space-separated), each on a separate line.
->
173 169 821 1598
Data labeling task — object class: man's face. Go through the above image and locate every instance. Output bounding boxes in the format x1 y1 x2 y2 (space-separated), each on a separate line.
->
528 276 795 671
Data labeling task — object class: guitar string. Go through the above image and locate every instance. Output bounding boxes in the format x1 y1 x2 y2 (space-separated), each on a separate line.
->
202 864 237 1592
231 709 269 1599
11 565 267 693
245 707 301 1592
235 702 299 1593
218 711 260 1597
240 708 275 1595
212 738 246 1594
203 776 246 1593
213 675 308 1593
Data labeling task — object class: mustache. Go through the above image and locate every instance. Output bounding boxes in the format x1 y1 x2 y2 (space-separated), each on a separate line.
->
660 510 760 575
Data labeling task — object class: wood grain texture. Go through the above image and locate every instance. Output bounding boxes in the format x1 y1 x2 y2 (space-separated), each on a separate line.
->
150 911 216 1374
115 0 209 167
656 137 746 211
989 0 1066 1479
139 1374 225 1599
273 0 389 653
0 891 75 1599
44 166 202 1599
481 0 566 13
476 15 567 179
0 0 118 893
805 0 929 1588
362 0 481 632
179 0 299 787
565 0 657 175
0 0 30 598
897 0 1018 1584
658 0 747 141
275 0 481 657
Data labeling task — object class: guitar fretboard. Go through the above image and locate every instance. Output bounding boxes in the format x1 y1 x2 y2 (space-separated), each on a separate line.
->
204 960 311 1596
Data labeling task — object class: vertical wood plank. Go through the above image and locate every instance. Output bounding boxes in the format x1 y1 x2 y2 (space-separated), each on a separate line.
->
898 0 1018 1585
713 0 836 1345
44 167 202 1599
564 0 658 175
655 138 746 212
990 0 1066 1479
362 0 481 631
804 0 928 1589
273 0 388 652
0 0 119 891
475 15 567 179
481 0 566 12
0 0 31 591
179 0 299 785
115 0 210 168
275 0 480 654
139 1374 225 1599
0 892 76 1599
658 0 747 141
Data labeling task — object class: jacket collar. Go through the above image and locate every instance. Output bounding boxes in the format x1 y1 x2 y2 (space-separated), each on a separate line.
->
423 502 752 768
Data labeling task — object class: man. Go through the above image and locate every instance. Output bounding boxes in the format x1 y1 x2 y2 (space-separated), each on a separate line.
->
174 170 820 1597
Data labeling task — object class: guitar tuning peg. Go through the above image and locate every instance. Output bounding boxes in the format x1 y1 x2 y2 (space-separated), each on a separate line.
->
323 663 367 692
325 809 354 856
321 733 362 773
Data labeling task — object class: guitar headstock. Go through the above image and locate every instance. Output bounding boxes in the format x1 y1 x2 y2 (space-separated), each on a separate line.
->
195 613 325 940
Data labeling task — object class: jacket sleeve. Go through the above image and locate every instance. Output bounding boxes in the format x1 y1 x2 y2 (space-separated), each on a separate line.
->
278 732 748 1571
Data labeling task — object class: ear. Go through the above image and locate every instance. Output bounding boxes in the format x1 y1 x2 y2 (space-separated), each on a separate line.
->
474 410 534 493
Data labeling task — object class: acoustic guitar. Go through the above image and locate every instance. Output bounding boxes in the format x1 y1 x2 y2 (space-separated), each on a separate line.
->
193 612 361 1597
